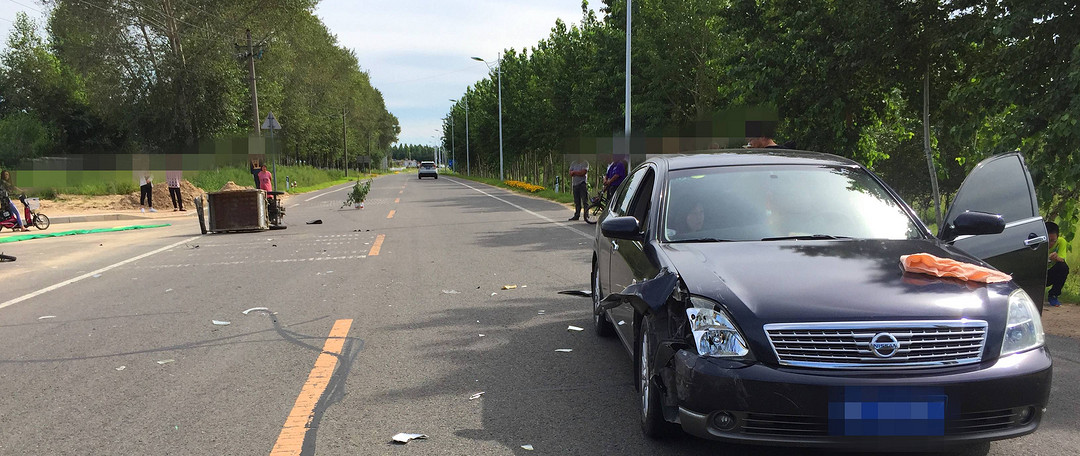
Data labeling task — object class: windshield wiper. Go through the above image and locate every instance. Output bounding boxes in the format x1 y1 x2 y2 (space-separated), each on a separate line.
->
669 237 733 243
760 234 852 241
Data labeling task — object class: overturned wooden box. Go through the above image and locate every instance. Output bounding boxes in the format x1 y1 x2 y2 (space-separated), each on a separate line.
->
207 189 267 232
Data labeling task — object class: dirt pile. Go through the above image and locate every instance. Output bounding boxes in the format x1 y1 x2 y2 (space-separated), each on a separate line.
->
218 181 252 192
120 180 208 210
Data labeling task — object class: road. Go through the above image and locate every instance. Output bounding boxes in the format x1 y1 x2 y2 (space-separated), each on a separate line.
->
0 172 1076 455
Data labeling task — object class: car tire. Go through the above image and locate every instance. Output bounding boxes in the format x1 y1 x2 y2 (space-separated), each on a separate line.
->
592 256 615 337
434 175 438 179
637 316 675 438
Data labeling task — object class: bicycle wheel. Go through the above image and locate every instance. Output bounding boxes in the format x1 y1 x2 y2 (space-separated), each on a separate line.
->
584 202 604 225
33 214 50 230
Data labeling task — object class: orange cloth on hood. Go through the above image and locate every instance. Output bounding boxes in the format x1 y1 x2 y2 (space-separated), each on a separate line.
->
900 253 1012 284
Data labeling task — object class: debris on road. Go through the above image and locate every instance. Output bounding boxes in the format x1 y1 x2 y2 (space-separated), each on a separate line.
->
567 325 584 332
391 433 427 444
115 366 126 371
212 320 231 326
558 290 592 297
479 334 485 337
156 359 175 365
242 307 269 315
491 292 497 296
306 219 323 224
501 285 517 290
37 315 56 320
442 290 461 294
555 349 573 353
165 288 173 293
92 274 102 278
470 392 485 400
521 444 534 450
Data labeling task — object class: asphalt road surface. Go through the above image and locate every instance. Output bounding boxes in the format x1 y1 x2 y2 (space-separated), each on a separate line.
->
0 173 1076 455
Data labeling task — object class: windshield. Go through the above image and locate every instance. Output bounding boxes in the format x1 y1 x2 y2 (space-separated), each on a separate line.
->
663 165 923 242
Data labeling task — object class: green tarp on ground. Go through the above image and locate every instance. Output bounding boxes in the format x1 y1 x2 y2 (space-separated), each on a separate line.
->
0 224 171 244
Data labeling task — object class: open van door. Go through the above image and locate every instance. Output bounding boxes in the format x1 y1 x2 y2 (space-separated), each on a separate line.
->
939 152 1048 311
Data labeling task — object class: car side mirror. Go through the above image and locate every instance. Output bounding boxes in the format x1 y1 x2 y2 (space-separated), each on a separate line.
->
941 211 1005 242
601 216 643 241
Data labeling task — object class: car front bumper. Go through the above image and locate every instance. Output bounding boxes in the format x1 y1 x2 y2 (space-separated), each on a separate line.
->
418 171 437 177
672 346 1052 451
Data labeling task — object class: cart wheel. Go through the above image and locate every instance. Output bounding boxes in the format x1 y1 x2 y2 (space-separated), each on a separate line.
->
0 253 15 262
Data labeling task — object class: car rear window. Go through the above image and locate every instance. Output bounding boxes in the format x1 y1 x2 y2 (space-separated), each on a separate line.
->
663 165 922 242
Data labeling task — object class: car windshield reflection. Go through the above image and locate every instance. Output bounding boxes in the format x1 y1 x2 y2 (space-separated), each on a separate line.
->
663 165 923 242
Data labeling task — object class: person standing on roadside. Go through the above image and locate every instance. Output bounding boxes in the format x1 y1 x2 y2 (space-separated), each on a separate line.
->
568 159 589 221
1046 222 1069 307
250 158 262 188
139 172 156 213
167 171 184 211
257 164 274 193
603 157 627 201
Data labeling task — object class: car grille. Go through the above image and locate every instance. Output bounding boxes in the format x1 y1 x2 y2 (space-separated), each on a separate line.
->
743 413 828 436
763 320 988 369
947 409 1020 434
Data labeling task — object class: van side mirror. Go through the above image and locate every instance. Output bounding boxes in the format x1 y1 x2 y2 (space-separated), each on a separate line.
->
941 211 1005 242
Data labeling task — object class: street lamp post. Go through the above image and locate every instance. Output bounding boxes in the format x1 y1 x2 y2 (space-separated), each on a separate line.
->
464 90 470 176
448 99 457 173
472 56 503 181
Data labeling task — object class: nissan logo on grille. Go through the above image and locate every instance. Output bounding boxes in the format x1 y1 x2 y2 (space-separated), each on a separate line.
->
870 333 900 358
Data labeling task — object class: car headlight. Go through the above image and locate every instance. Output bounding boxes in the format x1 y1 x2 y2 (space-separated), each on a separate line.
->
1000 289 1045 356
686 297 749 357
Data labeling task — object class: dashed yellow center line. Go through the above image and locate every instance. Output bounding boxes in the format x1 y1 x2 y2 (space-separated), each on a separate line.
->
394 198 400 203
270 319 354 456
368 234 385 256
387 210 395 219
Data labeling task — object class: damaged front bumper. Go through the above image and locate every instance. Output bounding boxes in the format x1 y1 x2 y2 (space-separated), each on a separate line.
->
670 347 1052 451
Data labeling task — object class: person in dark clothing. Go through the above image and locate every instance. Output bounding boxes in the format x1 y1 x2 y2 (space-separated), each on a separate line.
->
251 158 262 188
603 158 627 201
1045 222 1069 307
167 171 184 211
139 173 156 212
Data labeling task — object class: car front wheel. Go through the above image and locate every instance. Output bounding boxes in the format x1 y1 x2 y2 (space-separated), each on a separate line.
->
638 316 674 438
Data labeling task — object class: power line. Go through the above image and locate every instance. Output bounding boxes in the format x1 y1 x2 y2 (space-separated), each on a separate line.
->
4 0 43 14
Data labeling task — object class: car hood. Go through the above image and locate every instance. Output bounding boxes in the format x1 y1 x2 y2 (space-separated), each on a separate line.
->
659 239 1014 325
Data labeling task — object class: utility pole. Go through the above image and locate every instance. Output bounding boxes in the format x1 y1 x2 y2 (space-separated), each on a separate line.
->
342 107 348 177
246 29 260 136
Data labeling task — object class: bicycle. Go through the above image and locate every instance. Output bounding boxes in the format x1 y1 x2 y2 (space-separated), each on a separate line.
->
21 195 50 230
583 185 611 225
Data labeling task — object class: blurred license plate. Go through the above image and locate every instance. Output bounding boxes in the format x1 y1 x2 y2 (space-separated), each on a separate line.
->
829 386 946 436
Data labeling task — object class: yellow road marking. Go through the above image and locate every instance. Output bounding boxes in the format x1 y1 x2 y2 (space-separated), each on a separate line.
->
394 198 400 203
269 319 354 456
387 210 395 219
368 234 385 256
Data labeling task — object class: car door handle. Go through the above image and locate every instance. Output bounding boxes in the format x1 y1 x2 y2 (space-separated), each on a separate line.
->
1024 235 1047 246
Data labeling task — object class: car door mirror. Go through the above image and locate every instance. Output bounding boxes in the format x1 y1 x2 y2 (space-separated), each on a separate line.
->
941 211 1005 242
601 216 643 241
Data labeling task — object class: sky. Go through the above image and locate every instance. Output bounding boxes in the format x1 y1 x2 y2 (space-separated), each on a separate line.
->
0 0 600 147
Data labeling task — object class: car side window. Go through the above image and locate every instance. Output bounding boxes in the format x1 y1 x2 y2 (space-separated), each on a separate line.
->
628 169 655 228
613 167 648 217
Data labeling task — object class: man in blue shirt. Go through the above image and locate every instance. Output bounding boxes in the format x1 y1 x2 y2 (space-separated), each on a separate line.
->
603 158 627 201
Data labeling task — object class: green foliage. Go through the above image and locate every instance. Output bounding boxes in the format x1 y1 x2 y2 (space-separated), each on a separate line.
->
188 164 344 193
0 112 51 167
342 179 372 208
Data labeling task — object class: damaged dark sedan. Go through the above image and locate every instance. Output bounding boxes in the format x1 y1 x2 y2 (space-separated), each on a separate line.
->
590 150 1051 453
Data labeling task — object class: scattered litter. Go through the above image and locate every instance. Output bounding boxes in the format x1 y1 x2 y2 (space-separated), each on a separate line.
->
391 433 427 444
442 290 461 294
502 285 517 290
242 307 269 315
521 444 534 450
271 244 277 247
115 366 126 371
558 290 592 297
618 320 626 326
538 310 546 315
156 359 175 365
522 285 527 288
326 270 333 274
212 320 231 326
38 315 56 320
567 325 584 332
491 292 497 296
165 288 173 293
478 334 485 337
92 274 102 278
470 392 485 400
555 349 573 353
306 219 323 224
